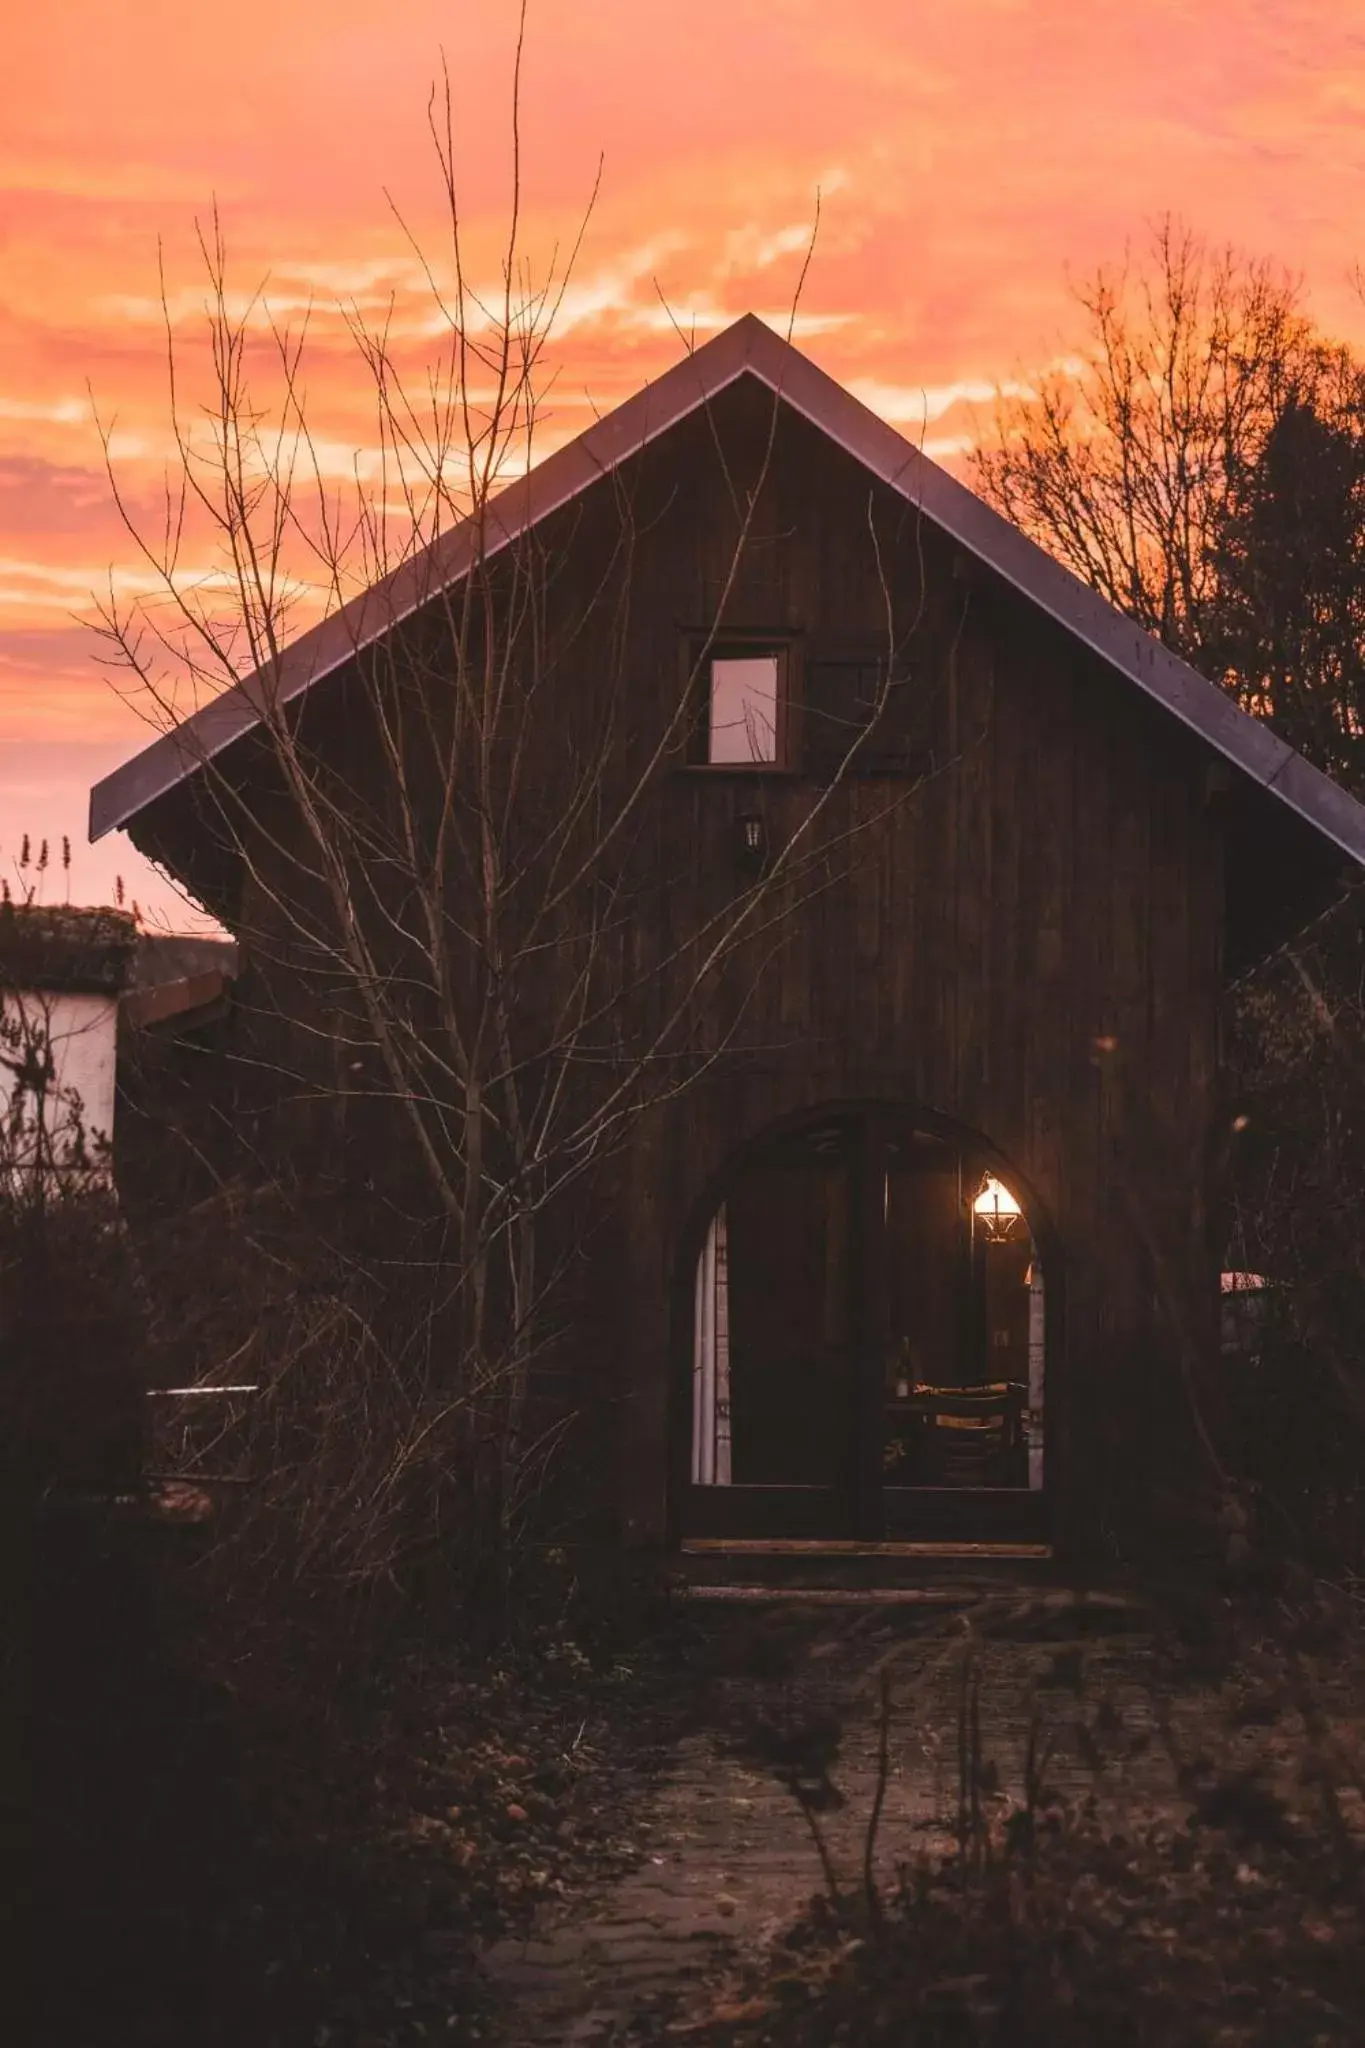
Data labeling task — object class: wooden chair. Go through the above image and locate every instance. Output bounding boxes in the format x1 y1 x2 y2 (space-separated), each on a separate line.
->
904 1381 1026 1486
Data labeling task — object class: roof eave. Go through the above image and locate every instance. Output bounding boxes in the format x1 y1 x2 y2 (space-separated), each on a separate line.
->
89 317 777 841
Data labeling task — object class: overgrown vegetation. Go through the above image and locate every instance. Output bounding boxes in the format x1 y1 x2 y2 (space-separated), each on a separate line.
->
0 908 678 2045
6 1166 689 2044
1222 898 1365 1575
643 1610 1365 2047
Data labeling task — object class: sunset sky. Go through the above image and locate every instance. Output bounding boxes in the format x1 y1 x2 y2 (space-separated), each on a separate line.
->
5 0 1365 925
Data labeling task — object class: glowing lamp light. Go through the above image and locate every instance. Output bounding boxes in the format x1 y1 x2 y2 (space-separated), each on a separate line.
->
973 1172 1023 1243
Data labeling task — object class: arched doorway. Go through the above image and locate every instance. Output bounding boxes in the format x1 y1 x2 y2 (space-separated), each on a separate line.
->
681 1107 1050 1543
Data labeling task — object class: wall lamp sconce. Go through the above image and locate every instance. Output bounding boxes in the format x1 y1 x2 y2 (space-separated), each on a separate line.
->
973 1171 1024 1243
735 810 768 876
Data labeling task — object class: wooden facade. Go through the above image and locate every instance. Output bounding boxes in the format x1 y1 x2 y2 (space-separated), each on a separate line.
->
98 329 1361 1570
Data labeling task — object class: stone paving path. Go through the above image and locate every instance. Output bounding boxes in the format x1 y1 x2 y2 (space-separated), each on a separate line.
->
481 1589 1219 2043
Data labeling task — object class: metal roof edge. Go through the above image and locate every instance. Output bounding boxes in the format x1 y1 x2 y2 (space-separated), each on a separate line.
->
89 318 768 840
734 323 1365 866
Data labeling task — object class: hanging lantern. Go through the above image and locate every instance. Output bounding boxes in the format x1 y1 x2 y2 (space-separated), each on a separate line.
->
735 810 768 876
973 1172 1023 1243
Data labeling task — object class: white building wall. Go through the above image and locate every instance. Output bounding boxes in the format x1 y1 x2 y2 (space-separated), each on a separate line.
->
0 988 119 1175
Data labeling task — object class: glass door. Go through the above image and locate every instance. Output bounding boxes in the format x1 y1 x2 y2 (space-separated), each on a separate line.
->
879 1136 1046 1541
683 1111 1048 1544
685 1121 856 1537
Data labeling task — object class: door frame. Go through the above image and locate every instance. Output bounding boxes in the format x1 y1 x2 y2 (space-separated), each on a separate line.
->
668 1099 1063 1547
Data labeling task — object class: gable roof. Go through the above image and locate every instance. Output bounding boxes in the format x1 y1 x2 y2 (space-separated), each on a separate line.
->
90 313 1365 867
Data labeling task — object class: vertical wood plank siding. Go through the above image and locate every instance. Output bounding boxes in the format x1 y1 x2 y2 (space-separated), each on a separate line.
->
133 375 1227 1561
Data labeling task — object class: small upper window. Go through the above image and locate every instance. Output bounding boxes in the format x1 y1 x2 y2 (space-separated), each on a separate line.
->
706 653 781 765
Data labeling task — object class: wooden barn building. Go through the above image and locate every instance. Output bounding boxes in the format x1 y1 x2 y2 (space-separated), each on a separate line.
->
90 316 1365 1573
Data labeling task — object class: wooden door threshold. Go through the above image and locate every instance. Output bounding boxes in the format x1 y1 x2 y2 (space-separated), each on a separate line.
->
679 1538 1053 1560
677 1583 975 1605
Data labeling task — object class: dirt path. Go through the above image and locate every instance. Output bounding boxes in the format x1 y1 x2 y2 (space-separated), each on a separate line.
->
481 1592 1210 2043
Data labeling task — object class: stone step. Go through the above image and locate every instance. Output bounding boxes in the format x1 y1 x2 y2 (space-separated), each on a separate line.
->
677 1581 988 1605
670 1571 1155 1635
671 1538 1059 1600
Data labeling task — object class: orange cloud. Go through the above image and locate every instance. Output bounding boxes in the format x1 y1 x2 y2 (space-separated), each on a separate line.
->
4 0 1365 920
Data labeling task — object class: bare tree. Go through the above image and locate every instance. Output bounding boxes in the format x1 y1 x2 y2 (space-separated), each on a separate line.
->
974 223 1311 646
975 215 1365 790
92 50 939 1609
